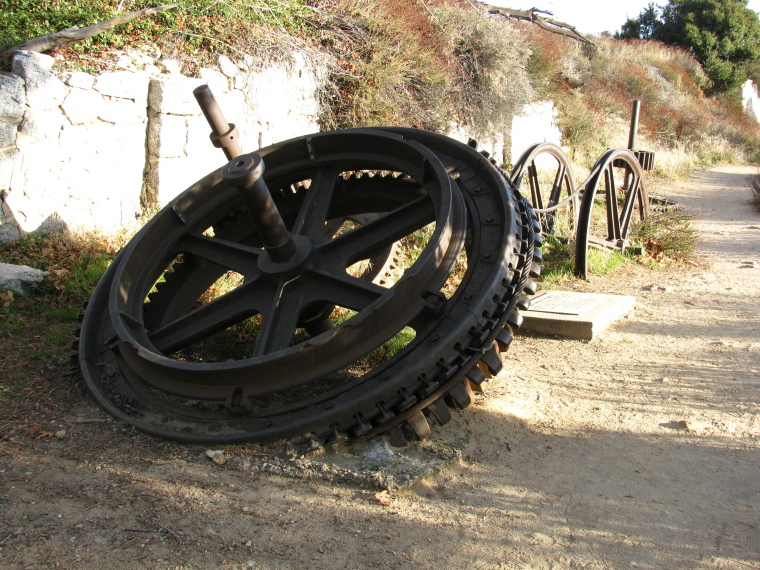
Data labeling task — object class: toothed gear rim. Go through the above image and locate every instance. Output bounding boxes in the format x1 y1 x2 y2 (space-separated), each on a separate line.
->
77 128 539 445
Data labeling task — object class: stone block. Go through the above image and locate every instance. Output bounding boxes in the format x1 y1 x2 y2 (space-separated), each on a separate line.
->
99 97 146 125
0 122 17 150
4 187 50 232
0 72 26 119
0 223 22 246
12 52 68 110
18 107 66 141
0 149 20 189
61 88 104 124
147 113 187 158
149 155 220 204
199 68 229 95
94 70 149 102
64 71 95 90
149 76 205 116
10 50 54 70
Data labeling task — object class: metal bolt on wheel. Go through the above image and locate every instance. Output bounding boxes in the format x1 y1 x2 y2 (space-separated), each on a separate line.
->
78 127 541 446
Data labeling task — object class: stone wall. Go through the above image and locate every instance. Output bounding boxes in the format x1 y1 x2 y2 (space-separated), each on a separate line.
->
0 50 326 243
0 48 560 244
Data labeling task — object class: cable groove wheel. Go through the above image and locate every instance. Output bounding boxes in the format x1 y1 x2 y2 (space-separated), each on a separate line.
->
77 126 540 445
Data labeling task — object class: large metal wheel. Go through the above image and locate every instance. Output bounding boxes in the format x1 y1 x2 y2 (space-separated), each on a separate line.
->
510 143 578 239
574 148 649 278
78 128 540 445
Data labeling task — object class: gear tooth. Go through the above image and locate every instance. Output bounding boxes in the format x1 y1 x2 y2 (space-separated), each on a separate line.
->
374 403 395 425
77 312 85 323
532 248 544 262
531 219 542 233
516 293 531 311
480 346 503 376
529 261 542 278
406 411 432 440
466 364 487 386
386 424 408 447
507 311 524 329
71 339 80 351
426 398 452 426
396 390 416 412
468 379 484 393
327 426 349 447
81 300 89 310
445 379 473 409
74 327 81 338
352 415 373 437
534 233 544 247
523 279 538 296
495 328 514 352
70 353 79 366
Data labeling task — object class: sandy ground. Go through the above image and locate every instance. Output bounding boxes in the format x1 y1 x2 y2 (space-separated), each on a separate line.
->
1 166 759 569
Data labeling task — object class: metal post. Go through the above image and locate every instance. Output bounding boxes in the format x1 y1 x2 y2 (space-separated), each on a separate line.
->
624 100 641 190
194 85 297 263
193 85 243 160
221 153 297 263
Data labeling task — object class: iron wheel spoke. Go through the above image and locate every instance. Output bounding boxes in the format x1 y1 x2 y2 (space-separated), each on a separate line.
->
148 279 272 354
252 281 303 357
319 196 434 267
307 270 386 311
291 165 342 241
176 233 261 278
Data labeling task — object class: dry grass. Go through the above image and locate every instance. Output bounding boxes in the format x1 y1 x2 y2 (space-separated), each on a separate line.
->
543 35 760 171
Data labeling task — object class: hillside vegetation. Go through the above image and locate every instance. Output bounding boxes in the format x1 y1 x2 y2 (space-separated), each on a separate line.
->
2 0 759 172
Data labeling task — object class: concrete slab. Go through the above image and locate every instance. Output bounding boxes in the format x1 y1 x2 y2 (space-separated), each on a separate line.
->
521 290 636 339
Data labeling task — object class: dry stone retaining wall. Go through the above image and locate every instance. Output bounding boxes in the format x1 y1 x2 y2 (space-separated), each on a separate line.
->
0 49 559 244
0 50 327 244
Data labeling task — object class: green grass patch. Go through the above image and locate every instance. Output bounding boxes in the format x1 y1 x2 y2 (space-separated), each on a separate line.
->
0 0 318 70
539 235 630 286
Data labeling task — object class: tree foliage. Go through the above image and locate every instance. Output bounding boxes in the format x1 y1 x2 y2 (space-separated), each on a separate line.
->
618 0 760 94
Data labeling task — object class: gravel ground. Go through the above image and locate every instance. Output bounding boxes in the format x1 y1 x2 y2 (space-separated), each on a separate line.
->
1 165 759 569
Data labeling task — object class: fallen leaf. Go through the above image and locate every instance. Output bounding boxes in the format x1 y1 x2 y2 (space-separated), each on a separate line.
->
374 490 392 506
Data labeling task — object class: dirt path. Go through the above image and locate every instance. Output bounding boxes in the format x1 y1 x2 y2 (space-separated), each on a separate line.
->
1 166 759 569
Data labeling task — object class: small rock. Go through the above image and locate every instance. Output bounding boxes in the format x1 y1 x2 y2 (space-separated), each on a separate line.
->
205 450 227 465
655 377 669 383
363 437 395 461
55 430 66 438
747 225 760 230
0 263 49 296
